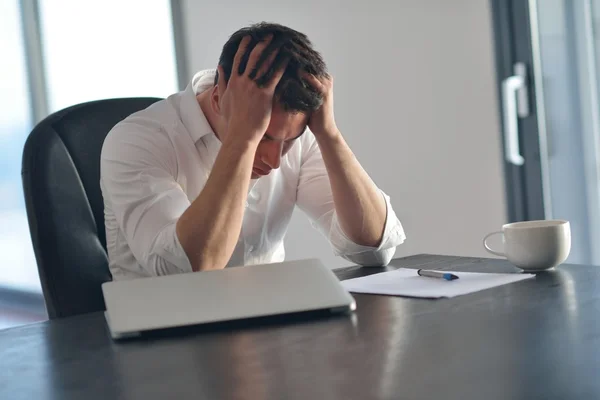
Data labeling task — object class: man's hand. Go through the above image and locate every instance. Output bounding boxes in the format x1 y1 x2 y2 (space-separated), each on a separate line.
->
176 35 288 272
217 35 288 144
300 71 388 249
302 72 339 138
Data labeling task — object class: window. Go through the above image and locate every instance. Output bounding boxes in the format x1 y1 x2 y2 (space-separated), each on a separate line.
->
39 0 178 112
0 0 181 329
0 0 38 292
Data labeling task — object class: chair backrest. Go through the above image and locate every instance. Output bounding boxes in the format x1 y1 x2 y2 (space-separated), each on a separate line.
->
22 97 161 319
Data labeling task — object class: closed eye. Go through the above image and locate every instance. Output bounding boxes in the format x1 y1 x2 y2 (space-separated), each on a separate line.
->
263 129 306 143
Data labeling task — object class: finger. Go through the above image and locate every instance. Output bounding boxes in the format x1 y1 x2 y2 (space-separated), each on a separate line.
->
232 36 252 76
245 34 274 78
264 55 290 91
216 65 227 93
250 34 286 80
300 71 325 93
252 46 280 83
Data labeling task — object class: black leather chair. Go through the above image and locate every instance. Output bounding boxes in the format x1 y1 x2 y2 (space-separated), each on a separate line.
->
22 97 161 319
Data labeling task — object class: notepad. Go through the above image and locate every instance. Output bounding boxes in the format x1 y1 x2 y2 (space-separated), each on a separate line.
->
341 268 535 298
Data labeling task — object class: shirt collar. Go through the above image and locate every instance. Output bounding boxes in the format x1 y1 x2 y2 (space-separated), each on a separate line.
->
179 69 217 143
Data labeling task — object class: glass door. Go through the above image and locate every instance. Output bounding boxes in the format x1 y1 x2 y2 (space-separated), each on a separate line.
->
492 0 600 265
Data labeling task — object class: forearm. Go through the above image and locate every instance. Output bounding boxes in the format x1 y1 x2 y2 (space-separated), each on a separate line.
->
315 130 387 247
176 135 259 271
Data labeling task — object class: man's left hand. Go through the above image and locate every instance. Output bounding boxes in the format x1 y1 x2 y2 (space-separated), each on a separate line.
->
302 72 339 138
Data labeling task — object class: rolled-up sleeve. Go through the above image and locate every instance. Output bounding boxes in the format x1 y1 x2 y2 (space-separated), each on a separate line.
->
100 122 193 276
295 133 406 267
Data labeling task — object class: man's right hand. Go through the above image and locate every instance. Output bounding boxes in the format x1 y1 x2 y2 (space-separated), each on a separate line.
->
216 34 288 144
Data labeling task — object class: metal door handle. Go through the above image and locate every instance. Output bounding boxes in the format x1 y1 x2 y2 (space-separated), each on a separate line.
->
502 62 529 166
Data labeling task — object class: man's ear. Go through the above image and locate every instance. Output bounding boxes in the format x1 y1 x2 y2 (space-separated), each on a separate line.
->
212 66 228 116
210 85 223 116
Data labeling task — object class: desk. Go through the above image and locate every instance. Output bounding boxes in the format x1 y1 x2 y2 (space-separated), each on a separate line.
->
1 254 600 400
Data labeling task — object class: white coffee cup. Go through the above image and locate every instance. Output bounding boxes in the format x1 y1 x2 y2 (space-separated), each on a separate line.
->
483 220 571 271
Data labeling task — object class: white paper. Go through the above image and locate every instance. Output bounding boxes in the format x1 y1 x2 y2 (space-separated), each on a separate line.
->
341 268 535 298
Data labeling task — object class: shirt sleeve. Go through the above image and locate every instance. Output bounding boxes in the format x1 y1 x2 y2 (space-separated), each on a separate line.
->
100 121 193 276
295 132 406 267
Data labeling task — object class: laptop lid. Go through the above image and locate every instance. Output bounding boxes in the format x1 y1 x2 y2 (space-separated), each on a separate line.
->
102 258 356 338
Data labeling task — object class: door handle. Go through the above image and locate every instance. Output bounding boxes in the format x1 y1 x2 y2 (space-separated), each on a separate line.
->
502 62 529 166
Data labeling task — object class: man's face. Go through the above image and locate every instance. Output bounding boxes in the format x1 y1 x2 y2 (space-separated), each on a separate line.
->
250 104 308 179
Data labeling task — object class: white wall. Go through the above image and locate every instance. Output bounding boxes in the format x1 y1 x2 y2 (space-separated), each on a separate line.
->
180 0 507 268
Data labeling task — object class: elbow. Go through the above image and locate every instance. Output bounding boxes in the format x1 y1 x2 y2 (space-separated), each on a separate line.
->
175 219 227 272
177 238 228 272
141 223 195 276
189 257 226 272
344 247 397 267
377 248 396 266
145 252 191 276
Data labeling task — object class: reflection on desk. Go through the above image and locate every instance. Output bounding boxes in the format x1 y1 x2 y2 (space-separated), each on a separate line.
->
1 254 600 400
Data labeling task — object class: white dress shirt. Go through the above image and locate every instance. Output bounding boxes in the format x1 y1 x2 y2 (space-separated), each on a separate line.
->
100 70 406 280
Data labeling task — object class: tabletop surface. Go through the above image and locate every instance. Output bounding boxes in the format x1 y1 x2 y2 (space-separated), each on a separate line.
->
1 254 600 400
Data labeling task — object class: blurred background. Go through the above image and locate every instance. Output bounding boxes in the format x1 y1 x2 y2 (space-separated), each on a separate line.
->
3 0 600 329
1 0 179 328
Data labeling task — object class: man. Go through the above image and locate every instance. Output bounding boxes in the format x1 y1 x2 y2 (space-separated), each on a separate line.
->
100 22 405 280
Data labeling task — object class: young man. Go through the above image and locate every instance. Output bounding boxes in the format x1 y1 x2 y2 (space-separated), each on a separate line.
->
100 23 405 280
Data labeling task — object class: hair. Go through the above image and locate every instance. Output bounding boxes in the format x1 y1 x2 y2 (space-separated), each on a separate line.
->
216 22 327 113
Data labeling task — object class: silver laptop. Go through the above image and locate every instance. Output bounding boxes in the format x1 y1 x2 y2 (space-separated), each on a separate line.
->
102 258 356 339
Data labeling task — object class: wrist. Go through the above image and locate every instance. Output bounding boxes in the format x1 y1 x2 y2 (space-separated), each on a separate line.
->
223 123 263 148
313 126 342 142
221 131 261 153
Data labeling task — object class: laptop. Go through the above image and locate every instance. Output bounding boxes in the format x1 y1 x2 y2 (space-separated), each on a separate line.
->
102 258 356 339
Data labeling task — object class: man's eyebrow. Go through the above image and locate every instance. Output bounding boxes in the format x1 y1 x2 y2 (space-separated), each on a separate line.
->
264 129 306 142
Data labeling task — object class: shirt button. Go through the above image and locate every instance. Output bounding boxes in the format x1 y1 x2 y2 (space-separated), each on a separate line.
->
248 245 254 253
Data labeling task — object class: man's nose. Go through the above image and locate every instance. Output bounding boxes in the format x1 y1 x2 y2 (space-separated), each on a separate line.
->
261 141 284 170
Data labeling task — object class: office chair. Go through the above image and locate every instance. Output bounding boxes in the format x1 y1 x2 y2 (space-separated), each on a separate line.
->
22 97 161 319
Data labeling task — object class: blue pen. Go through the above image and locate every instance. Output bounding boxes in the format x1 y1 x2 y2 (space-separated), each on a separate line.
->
417 269 459 281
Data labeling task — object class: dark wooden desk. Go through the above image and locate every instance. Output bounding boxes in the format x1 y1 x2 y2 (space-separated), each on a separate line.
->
2 254 600 400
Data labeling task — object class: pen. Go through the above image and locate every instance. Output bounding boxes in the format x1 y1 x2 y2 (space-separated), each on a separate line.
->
417 269 459 281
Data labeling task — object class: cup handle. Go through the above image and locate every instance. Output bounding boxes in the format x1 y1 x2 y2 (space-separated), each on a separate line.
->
483 231 506 257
